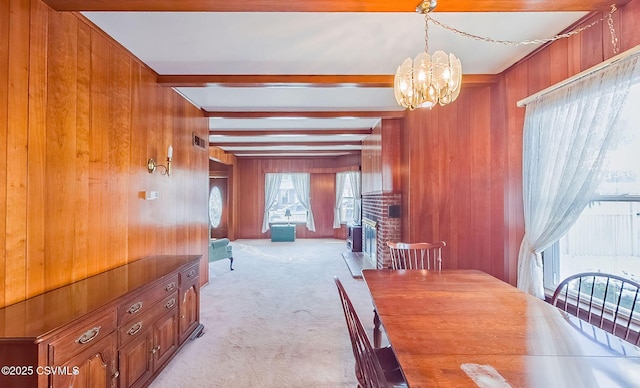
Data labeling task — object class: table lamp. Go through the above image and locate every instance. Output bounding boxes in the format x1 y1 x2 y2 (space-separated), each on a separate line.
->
284 209 292 224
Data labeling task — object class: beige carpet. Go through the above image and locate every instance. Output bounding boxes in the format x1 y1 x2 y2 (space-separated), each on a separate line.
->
150 238 381 388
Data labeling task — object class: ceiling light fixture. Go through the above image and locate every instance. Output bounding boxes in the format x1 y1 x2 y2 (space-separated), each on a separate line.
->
394 0 462 110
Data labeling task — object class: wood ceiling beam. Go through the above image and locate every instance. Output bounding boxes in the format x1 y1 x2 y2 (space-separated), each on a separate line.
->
212 141 362 147
209 129 372 136
229 150 361 156
159 74 497 87
204 110 403 119
43 0 626 12
159 75 392 88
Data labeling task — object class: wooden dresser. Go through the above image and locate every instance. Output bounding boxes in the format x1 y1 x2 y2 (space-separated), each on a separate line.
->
0 255 203 388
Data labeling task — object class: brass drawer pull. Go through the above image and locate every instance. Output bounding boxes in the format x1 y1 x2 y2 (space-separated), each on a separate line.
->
165 298 176 309
77 326 101 344
165 282 176 292
187 269 196 278
127 301 143 314
127 322 143 336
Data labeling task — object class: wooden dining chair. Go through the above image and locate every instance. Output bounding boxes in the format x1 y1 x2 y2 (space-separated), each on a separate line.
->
334 277 407 388
551 272 640 345
387 241 446 271
373 241 447 347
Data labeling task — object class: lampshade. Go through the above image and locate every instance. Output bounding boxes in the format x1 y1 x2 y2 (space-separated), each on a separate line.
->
394 0 462 110
284 209 292 217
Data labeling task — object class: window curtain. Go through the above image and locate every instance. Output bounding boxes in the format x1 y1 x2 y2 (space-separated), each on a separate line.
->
348 171 362 223
262 173 283 233
517 55 639 299
333 172 348 229
291 173 316 231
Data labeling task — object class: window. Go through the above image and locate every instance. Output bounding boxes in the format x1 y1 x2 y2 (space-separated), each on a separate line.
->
208 186 223 228
267 174 307 224
339 173 355 224
543 83 640 293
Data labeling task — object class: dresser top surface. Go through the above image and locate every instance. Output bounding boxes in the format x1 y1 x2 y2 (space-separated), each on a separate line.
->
0 255 201 339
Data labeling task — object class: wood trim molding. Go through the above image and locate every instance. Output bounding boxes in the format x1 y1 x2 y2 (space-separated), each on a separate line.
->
213 141 362 147
231 150 361 155
209 129 372 136
43 0 628 12
204 110 404 119
160 74 498 88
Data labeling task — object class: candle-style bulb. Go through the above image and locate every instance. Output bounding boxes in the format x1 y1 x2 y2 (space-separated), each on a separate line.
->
167 145 173 159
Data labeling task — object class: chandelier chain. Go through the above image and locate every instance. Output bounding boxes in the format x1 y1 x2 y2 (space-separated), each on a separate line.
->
428 4 618 48
424 14 429 53
607 10 620 53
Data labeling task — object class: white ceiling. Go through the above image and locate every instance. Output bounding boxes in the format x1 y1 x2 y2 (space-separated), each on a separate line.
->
83 11 588 158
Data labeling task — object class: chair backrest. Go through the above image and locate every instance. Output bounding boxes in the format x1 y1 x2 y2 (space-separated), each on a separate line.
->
334 277 391 388
551 272 640 346
387 241 446 271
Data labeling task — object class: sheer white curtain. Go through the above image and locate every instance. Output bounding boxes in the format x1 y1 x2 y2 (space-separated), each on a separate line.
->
262 173 283 233
291 173 316 231
517 55 639 298
333 172 348 228
348 171 362 223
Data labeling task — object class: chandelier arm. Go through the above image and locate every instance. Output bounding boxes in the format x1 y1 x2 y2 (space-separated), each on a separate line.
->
428 4 618 47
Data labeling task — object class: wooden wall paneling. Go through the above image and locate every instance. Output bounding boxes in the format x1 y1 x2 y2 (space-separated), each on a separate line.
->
455 92 472 270
127 62 145 261
3 0 30 306
438 103 452 268
404 110 421 241
174 97 188 254
88 28 111 277
158 89 175 253
399 115 410 243
72 19 91 284
620 0 640 52
503 66 527 287
24 0 46 300
45 8 78 292
361 121 382 194
381 119 401 193
0 2 210 308
0 0 9 307
527 48 551 97
490 82 507 281
549 38 570 86
108 43 132 265
579 12 605 71
308 173 335 238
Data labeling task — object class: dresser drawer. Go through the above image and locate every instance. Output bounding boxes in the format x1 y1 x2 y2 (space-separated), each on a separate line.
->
49 309 117 364
118 291 178 347
179 263 199 285
118 273 179 325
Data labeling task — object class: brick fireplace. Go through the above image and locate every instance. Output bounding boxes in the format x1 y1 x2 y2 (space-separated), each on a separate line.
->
362 193 401 268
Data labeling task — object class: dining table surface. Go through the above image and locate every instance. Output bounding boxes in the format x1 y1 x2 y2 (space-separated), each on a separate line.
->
361 269 640 388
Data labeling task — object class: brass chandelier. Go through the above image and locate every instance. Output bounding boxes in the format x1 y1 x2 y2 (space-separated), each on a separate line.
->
394 0 462 110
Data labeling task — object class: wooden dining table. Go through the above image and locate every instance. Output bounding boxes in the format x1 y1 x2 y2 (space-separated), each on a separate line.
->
362 269 640 388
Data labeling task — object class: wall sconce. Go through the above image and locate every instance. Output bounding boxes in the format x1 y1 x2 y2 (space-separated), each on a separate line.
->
148 145 172 176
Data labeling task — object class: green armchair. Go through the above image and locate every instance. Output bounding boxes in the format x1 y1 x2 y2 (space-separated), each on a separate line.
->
209 238 234 270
